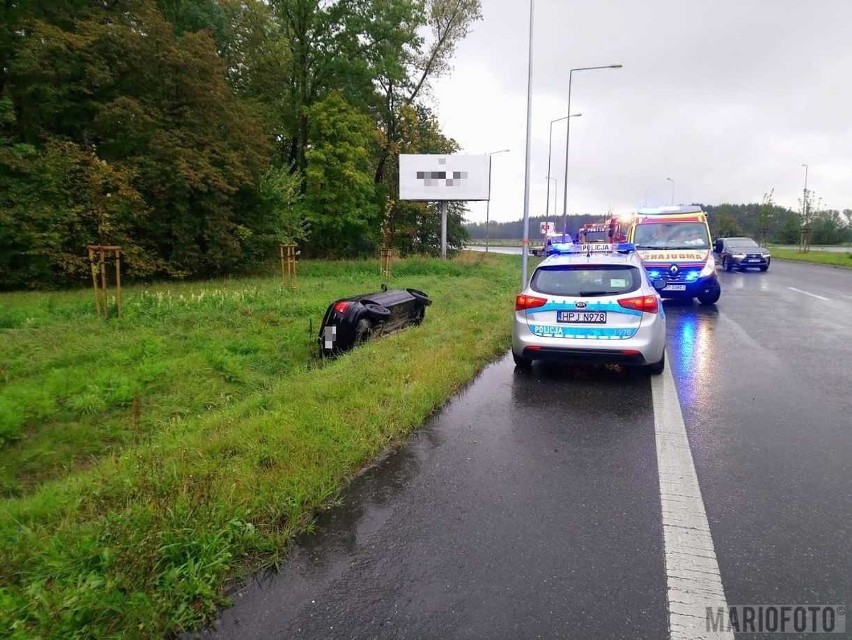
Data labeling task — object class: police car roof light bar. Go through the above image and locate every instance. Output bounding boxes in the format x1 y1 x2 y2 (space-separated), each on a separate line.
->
550 242 636 255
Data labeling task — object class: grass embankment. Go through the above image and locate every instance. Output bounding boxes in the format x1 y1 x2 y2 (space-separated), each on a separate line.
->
0 253 520 639
769 247 852 268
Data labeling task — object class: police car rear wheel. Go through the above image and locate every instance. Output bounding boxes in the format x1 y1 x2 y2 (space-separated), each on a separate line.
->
512 352 532 370
647 352 665 375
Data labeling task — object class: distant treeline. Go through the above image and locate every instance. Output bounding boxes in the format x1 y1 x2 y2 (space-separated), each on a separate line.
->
465 203 852 244
0 0 482 289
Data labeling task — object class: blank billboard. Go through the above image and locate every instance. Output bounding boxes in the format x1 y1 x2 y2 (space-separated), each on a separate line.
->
399 154 491 201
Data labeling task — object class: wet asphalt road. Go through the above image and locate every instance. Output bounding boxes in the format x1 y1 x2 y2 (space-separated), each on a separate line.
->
199 260 851 640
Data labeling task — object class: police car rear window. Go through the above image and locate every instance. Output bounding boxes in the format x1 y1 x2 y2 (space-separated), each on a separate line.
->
531 265 641 297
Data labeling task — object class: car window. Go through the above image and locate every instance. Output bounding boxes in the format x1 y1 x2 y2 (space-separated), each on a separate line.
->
531 265 641 297
727 240 759 250
581 230 609 243
633 222 710 249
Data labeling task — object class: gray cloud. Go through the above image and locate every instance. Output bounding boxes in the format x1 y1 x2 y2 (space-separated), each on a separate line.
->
432 0 852 224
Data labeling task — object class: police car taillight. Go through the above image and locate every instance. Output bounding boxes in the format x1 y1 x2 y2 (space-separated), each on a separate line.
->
618 295 659 314
333 301 351 314
515 294 547 311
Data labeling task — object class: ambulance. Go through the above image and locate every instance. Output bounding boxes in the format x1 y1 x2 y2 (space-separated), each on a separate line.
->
625 205 721 305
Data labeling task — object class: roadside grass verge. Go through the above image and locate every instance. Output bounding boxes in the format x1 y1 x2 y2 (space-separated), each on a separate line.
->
0 255 491 496
0 252 520 639
768 247 852 268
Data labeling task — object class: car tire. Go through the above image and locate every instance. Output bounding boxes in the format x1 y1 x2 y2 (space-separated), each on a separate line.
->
723 256 732 272
697 283 721 305
412 305 426 325
647 352 665 375
512 352 532 370
406 288 432 306
354 318 373 344
363 303 391 321
759 265 769 272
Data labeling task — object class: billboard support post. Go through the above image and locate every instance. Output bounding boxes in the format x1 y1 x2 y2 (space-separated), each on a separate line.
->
440 201 448 259
398 154 491 260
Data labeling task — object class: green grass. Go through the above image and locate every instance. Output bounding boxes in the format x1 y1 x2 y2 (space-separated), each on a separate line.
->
768 247 852 268
0 253 522 639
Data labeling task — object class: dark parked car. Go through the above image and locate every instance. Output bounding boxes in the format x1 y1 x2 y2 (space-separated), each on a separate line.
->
714 237 771 272
318 286 431 357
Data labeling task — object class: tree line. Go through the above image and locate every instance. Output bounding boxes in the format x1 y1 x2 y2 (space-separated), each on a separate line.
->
465 200 852 245
707 197 851 245
0 0 481 289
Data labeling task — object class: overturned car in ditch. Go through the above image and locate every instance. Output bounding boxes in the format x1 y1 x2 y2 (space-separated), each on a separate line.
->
318 286 431 357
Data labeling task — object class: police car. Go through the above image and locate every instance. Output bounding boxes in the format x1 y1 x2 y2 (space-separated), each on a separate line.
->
512 243 667 373
531 232 575 257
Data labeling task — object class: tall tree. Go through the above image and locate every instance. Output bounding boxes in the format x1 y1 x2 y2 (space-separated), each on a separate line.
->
301 91 378 255
1 0 271 285
373 0 482 185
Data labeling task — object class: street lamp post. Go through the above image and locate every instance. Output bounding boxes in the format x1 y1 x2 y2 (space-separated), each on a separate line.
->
561 64 622 239
545 114 580 237
520 0 535 289
484 148 510 252
545 177 558 233
666 177 675 205
800 163 810 253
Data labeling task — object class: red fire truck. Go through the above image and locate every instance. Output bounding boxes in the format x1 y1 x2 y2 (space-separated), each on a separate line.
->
577 216 627 244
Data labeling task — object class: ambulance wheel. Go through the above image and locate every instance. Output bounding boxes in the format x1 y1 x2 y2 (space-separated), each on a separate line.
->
697 283 721 305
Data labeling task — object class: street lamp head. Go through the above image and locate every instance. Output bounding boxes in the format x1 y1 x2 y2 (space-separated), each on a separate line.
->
609 64 623 68
488 148 511 155
571 113 582 118
666 177 674 182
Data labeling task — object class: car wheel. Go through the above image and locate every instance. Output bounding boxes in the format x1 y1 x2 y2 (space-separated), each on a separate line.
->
412 305 426 325
512 352 532 370
697 283 721 305
724 256 732 272
406 288 432 306
759 265 769 272
354 319 372 344
363 303 391 321
647 352 665 375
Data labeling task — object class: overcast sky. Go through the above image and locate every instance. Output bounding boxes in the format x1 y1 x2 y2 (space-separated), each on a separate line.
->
430 0 852 224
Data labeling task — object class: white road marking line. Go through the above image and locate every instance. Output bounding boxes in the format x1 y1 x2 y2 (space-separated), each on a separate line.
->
841 294 852 301
652 359 733 640
787 286 830 301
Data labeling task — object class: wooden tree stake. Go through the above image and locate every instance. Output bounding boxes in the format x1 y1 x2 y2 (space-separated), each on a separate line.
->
87 245 122 318
280 245 297 287
380 248 392 278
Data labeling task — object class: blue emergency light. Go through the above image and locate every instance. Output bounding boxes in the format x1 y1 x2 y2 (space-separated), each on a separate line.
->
550 242 636 255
